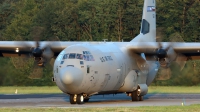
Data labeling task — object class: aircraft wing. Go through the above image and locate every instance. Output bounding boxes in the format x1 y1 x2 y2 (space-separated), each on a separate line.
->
0 41 82 57
127 42 200 60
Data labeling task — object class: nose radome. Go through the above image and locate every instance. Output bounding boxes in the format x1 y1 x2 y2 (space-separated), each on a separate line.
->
60 67 83 85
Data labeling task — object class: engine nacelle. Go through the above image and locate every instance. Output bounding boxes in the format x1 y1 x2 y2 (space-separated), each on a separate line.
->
159 46 178 68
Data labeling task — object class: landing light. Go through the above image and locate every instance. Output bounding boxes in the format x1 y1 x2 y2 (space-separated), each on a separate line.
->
15 48 19 52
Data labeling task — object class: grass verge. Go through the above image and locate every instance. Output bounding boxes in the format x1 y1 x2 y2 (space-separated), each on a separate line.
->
0 86 62 94
0 104 200 112
0 86 200 94
148 86 200 94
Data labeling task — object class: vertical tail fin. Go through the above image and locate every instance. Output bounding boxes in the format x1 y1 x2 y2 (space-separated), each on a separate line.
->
131 0 156 42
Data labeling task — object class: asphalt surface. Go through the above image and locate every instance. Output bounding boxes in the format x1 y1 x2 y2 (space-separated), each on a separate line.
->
0 93 200 108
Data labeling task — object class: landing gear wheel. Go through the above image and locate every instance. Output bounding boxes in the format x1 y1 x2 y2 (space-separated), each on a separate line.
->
139 96 143 101
131 90 138 101
84 98 90 102
69 94 76 104
76 94 84 104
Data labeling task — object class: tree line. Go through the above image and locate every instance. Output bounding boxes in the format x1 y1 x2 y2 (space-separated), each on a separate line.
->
0 0 199 86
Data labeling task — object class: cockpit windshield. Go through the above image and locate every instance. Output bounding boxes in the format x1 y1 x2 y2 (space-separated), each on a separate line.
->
62 51 94 61
69 53 76 59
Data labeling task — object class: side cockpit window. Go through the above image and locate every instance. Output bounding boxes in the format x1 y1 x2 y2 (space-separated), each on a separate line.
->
83 51 95 61
76 54 83 60
63 53 69 59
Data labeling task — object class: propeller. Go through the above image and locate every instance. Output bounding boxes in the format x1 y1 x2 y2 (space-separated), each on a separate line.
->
155 31 186 80
156 42 171 60
12 27 61 79
30 26 55 67
32 43 54 67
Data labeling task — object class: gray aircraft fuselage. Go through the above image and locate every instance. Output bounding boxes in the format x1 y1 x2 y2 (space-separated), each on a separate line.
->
53 42 158 96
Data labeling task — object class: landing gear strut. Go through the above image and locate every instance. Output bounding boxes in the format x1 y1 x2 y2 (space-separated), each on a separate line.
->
69 94 84 104
131 89 143 101
131 90 138 101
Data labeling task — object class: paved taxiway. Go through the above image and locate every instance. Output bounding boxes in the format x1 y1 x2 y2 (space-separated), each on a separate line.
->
0 93 200 108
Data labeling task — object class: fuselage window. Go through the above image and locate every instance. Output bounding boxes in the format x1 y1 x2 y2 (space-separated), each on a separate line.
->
86 55 90 61
76 54 83 60
83 55 89 61
83 51 91 55
69 53 76 59
83 55 87 61
60 61 64 64
89 55 94 61
83 51 94 61
87 51 91 54
80 61 84 65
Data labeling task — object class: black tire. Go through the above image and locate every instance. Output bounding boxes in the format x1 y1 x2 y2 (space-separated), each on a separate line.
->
77 94 84 104
84 98 90 102
131 90 138 101
69 94 76 104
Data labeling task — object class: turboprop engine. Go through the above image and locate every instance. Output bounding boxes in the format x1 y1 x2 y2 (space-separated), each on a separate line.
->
156 43 186 80
157 46 177 68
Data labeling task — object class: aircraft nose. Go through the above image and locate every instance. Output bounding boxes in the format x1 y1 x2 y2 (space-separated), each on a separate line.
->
60 67 83 85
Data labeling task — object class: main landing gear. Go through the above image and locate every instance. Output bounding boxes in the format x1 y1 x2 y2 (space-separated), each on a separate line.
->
70 94 86 104
131 89 143 101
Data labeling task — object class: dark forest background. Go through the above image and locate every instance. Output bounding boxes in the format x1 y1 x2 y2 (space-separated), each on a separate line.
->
0 0 199 86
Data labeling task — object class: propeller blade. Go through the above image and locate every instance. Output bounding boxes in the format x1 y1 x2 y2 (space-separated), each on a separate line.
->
158 42 162 49
42 45 54 63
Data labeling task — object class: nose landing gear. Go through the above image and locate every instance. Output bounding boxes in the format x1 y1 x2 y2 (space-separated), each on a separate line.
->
69 94 84 104
69 94 76 104
77 94 84 104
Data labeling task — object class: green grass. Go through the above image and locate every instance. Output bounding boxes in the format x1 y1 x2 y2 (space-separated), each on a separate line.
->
0 86 200 94
0 104 200 112
148 86 200 94
0 86 62 94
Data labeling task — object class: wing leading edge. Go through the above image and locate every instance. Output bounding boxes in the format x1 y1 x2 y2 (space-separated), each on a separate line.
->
1 41 200 60
0 41 82 57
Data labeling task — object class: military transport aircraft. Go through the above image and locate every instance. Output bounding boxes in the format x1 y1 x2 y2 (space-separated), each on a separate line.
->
0 0 200 104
